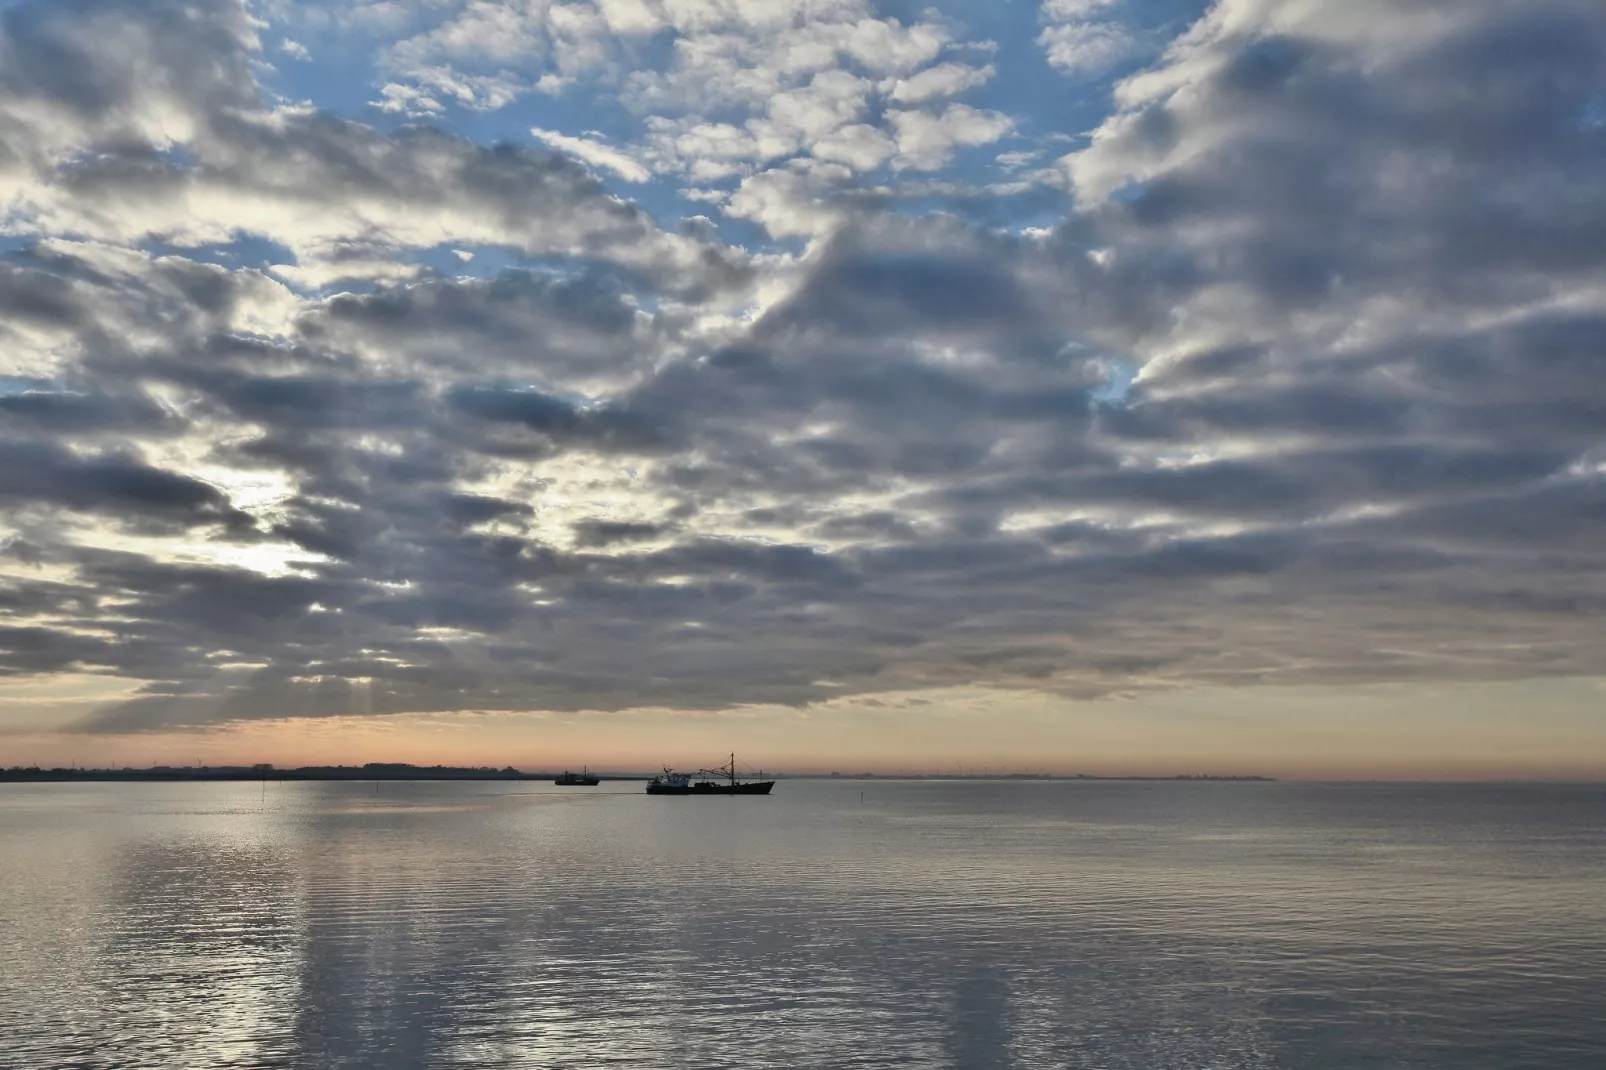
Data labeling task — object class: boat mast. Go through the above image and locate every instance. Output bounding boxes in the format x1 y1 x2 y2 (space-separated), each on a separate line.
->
729 752 735 786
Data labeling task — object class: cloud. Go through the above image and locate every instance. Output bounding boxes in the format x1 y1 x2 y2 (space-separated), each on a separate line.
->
375 0 953 116
886 62 995 105
298 268 655 385
0 439 251 531
2 0 1605 735
889 104 1014 171
571 518 669 548
530 127 653 183
19 114 732 292
0 0 749 302
362 0 993 194
1039 22 1136 74
810 123 898 172
0 388 178 436
1037 0 1136 75
723 161 856 238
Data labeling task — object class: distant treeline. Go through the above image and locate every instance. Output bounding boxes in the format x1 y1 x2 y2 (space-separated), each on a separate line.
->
1 765 1274 783
0 763 536 782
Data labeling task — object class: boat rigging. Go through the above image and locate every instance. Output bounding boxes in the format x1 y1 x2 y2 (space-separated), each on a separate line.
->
646 753 774 795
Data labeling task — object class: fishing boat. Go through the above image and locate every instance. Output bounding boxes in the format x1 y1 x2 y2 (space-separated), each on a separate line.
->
646 754 774 795
554 767 600 786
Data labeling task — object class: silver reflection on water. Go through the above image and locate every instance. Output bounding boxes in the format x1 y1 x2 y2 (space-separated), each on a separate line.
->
2 780 1604 1068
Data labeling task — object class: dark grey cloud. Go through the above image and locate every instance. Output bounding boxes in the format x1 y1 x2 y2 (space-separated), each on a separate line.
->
303 270 650 379
0 388 178 435
0 0 259 159
441 493 535 528
571 519 669 548
0 440 249 530
0 623 113 676
0 261 88 332
447 384 675 455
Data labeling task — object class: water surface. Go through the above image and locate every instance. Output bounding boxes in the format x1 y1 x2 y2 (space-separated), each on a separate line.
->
2 779 1603 1068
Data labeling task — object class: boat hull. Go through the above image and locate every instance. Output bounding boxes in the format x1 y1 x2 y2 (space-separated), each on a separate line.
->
646 780 774 795
554 774 601 786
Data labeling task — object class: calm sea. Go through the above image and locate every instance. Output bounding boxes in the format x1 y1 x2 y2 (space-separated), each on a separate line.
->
1 779 1602 1068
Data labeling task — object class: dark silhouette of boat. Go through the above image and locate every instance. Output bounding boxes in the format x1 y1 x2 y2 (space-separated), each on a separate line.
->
554 767 600 786
646 754 774 795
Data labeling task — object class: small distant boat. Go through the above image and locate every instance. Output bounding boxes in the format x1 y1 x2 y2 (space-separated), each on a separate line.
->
554 767 600 786
646 753 774 795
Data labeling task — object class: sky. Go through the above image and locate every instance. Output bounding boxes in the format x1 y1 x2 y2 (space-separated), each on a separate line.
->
1 0 1605 778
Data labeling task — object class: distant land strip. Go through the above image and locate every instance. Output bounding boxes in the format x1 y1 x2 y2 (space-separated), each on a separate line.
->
0 763 1273 783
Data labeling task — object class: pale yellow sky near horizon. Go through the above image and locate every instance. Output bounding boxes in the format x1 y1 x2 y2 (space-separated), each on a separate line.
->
4 674 1605 780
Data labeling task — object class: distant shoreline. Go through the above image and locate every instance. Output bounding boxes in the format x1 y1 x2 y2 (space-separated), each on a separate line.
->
0 766 621 783
0 765 1274 784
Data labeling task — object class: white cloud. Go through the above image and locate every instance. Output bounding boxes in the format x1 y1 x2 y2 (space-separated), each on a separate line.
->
811 123 896 171
376 0 951 116
765 70 874 142
642 65 896 177
268 257 427 289
595 0 665 36
1038 22 1135 74
890 104 1014 171
531 127 654 183
1041 0 1121 18
374 66 525 112
645 119 763 179
886 62 994 105
1037 0 1135 76
374 81 445 115
363 0 987 206
681 187 729 204
996 150 1041 169
839 16 948 75
388 1 552 70
725 161 853 238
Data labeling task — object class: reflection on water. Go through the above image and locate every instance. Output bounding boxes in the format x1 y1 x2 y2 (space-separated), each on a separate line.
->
2 780 1603 1068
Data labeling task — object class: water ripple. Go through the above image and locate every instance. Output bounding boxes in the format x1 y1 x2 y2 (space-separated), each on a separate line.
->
1 780 1603 1068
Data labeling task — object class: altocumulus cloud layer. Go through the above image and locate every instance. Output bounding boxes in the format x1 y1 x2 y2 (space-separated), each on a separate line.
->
0 0 1603 732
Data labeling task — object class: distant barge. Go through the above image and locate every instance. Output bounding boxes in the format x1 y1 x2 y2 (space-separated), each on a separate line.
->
647 754 774 795
554 767 600 786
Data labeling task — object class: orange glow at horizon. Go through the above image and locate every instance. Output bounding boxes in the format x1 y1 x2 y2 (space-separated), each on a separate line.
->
4 676 1606 781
